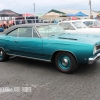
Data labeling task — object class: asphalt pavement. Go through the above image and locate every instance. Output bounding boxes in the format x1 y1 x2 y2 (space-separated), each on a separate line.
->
0 57 100 100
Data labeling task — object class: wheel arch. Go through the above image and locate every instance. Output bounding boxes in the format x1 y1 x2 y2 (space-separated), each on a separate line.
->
0 47 9 56
0 47 10 62
0 47 6 52
51 50 78 64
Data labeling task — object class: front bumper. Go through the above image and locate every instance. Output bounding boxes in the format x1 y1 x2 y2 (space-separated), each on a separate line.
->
88 53 100 64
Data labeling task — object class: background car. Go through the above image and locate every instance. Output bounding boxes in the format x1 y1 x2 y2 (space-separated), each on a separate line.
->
58 20 100 35
0 25 4 32
81 19 100 28
0 23 100 73
0 27 4 32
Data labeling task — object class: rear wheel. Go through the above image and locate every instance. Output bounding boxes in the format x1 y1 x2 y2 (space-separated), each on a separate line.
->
0 48 10 62
55 52 78 73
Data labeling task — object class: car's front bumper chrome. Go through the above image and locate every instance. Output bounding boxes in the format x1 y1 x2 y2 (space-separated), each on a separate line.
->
88 53 100 64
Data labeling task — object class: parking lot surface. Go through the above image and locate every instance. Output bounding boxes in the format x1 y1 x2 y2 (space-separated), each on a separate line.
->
0 57 100 100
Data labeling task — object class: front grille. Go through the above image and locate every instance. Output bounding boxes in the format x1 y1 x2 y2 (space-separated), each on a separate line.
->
96 45 100 50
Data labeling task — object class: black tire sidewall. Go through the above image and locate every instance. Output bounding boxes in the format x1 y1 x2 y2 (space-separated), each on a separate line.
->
0 48 7 62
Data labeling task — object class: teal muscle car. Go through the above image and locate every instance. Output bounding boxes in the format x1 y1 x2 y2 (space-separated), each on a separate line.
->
0 23 100 73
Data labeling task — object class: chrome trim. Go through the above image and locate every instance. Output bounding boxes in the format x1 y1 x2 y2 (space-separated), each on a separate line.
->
6 53 51 62
34 26 42 38
17 28 19 37
0 51 3 55
62 58 68 66
88 53 100 64
95 44 100 54
51 50 78 63
32 27 33 38
95 49 100 54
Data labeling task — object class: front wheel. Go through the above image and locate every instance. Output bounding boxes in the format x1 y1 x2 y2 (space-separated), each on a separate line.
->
55 52 78 73
0 48 10 62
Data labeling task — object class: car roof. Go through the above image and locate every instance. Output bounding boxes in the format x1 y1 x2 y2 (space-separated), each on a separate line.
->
59 20 82 23
81 19 96 21
15 23 55 27
58 19 97 23
3 23 55 34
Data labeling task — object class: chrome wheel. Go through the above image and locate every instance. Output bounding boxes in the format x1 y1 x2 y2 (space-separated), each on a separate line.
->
55 52 78 73
58 55 71 70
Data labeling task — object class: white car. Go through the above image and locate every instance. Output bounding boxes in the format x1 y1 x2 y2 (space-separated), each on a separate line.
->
81 19 100 28
58 20 100 35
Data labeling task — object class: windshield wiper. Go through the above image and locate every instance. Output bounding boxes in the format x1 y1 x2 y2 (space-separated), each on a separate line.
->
51 34 55 36
49 33 65 37
77 27 82 29
58 37 77 40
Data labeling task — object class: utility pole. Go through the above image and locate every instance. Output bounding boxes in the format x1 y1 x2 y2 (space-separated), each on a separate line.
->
33 3 36 23
33 3 35 14
89 0 92 18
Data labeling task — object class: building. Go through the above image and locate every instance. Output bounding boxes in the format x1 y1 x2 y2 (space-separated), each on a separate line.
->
41 9 99 20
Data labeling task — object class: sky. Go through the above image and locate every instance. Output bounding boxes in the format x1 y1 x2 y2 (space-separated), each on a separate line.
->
0 0 100 14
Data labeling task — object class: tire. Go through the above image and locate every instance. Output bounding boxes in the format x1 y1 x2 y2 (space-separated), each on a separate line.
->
0 48 10 62
55 52 78 73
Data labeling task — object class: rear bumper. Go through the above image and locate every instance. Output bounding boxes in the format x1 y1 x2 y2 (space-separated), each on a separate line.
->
88 53 100 64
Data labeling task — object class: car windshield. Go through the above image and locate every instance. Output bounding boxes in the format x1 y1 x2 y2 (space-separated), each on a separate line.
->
83 20 100 27
94 20 100 26
83 21 94 27
72 21 87 29
36 25 66 37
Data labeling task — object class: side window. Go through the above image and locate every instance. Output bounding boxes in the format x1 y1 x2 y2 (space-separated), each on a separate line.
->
7 28 18 37
18 27 32 38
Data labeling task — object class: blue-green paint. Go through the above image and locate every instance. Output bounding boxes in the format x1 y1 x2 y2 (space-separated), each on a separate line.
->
58 55 71 70
0 31 100 64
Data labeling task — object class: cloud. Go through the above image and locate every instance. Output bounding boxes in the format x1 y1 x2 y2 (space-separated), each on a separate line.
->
0 0 100 13
0 3 6 9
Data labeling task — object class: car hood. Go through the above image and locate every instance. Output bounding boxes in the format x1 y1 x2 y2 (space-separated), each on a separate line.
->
90 26 100 28
49 33 100 45
77 28 100 34
0 32 100 45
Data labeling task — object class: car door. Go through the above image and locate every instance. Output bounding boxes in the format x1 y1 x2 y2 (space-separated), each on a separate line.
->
5 28 19 54
6 27 43 59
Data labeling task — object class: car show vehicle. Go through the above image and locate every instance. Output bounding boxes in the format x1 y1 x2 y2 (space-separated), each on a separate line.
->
0 23 100 73
58 20 100 35
81 19 100 28
0 22 4 32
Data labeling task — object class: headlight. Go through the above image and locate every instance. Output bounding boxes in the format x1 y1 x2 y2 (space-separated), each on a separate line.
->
93 46 97 55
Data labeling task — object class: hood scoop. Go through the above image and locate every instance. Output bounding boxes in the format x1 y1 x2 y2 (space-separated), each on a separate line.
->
58 37 77 40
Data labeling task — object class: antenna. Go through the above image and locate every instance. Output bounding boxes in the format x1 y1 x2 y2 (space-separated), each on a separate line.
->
33 3 35 14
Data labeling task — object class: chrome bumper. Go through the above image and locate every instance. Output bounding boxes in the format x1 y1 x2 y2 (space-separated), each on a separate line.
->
88 53 100 64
